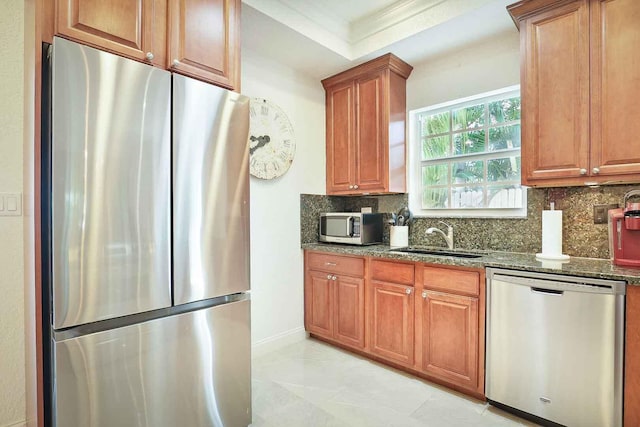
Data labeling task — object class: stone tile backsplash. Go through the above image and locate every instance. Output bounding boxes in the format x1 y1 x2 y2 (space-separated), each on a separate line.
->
300 184 640 259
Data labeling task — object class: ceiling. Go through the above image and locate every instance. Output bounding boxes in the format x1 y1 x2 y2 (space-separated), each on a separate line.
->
241 0 518 80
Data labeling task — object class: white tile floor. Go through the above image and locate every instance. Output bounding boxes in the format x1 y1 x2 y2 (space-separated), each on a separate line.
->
251 337 539 427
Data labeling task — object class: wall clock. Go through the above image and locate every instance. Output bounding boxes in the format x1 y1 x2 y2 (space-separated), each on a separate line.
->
248 98 296 180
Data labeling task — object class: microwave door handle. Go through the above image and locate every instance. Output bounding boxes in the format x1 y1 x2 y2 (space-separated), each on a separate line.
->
347 216 354 237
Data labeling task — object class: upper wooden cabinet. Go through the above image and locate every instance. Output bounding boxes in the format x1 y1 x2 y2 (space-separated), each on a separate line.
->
509 0 640 187
168 0 240 89
322 54 413 195
55 0 167 67
53 0 240 90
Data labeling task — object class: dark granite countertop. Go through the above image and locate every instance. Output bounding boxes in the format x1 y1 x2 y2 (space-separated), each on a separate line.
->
302 242 640 285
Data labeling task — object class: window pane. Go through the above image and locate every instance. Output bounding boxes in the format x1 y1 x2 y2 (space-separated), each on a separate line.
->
489 124 521 151
487 156 521 182
422 111 450 136
452 186 484 208
422 136 450 160
423 187 448 209
487 185 524 208
453 104 484 131
489 97 521 124
453 131 486 155
452 160 484 184
422 164 449 185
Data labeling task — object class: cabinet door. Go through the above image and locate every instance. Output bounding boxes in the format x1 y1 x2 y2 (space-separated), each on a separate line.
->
368 281 414 366
334 275 365 349
419 290 478 391
56 0 167 67
305 270 333 338
326 82 356 194
355 71 386 192
168 0 240 90
520 0 590 184
590 0 640 178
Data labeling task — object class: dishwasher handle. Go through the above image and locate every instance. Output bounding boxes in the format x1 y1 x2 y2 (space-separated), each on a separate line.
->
490 273 626 295
531 287 563 296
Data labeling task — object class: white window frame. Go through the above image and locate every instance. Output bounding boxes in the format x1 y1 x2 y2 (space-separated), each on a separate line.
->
408 85 527 218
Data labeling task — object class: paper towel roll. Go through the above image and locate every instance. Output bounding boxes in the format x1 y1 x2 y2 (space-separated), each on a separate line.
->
536 210 570 260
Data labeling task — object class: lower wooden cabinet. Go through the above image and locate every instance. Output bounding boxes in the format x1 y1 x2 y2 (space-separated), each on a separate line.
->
416 265 485 396
368 280 415 366
417 289 479 391
304 252 365 350
303 251 485 399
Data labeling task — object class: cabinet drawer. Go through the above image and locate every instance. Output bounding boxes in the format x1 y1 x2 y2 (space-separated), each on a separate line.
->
370 259 415 285
422 266 479 297
307 252 364 277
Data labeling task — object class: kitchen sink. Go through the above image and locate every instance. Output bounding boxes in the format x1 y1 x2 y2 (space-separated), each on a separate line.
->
389 247 484 259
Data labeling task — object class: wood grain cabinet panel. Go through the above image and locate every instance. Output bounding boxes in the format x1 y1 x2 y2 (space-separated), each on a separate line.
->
355 72 385 192
418 290 479 390
322 54 412 195
511 0 640 186
520 0 590 183
368 281 414 366
304 251 365 350
168 0 240 89
54 0 240 89
590 0 640 177
334 275 365 349
326 82 356 193
305 270 333 338
55 0 167 67
415 264 485 397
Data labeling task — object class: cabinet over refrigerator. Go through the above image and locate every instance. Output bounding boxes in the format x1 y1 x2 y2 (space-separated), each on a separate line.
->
42 37 251 426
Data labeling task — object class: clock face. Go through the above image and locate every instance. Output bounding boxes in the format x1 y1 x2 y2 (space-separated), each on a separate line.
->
248 98 296 180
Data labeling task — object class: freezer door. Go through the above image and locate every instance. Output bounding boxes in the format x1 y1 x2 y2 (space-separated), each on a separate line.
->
51 37 172 329
53 299 251 427
173 75 250 305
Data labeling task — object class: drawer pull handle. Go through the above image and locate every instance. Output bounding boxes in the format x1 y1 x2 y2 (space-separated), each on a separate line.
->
325 262 337 266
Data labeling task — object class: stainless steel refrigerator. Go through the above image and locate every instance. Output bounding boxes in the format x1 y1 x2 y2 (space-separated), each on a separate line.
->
42 37 251 426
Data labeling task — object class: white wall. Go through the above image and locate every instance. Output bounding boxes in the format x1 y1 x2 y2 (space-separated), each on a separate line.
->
241 47 326 354
407 30 520 110
0 1 26 426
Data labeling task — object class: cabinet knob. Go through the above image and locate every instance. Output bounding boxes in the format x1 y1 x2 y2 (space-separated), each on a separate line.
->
592 167 601 174
332 275 337 281
349 185 354 189
580 168 587 175
354 185 359 189
145 52 154 61
421 291 428 299
405 288 412 295
327 274 332 280
172 59 180 67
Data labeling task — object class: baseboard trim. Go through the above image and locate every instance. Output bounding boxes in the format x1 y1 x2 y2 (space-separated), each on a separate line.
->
252 327 308 358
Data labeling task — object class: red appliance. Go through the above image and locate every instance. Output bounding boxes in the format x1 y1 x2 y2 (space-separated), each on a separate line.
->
609 190 640 267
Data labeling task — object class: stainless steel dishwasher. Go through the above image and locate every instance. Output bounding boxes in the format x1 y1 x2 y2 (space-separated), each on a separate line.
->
486 268 625 427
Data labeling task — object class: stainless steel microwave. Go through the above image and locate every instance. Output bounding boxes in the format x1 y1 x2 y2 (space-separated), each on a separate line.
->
319 212 383 245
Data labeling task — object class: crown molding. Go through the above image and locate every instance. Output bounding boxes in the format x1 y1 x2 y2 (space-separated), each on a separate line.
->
243 0 504 61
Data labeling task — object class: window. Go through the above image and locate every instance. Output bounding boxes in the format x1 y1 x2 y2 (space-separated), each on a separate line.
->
408 86 526 218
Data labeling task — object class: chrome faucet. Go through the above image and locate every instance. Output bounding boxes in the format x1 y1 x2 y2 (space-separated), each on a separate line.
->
426 221 454 250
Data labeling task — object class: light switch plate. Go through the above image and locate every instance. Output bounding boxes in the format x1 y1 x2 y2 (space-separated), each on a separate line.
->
0 193 22 216
593 203 618 224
